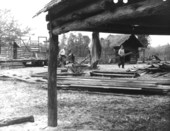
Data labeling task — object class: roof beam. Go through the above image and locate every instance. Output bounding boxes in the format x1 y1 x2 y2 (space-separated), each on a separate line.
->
52 0 109 26
76 25 170 35
51 0 144 25
49 0 98 19
52 0 170 35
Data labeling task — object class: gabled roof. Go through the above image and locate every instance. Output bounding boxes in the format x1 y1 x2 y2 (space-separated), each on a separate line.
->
107 34 144 48
107 34 130 47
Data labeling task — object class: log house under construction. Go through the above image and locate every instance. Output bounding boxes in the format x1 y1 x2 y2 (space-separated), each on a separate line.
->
34 0 170 127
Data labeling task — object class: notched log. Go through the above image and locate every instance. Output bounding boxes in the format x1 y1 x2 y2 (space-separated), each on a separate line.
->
52 0 169 35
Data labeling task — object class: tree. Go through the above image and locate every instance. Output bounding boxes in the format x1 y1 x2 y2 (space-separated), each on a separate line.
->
0 9 30 45
137 35 150 47
59 33 67 49
67 33 90 57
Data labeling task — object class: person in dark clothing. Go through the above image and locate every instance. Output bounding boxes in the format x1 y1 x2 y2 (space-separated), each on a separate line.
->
118 45 125 68
68 52 75 63
59 48 66 66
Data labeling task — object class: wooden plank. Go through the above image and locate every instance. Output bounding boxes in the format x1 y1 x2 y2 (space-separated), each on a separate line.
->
56 75 170 82
91 70 136 74
69 84 142 90
90 72 135 78
57 77 170 89
57 83 169 94
57 80 156 89
57 84 167 95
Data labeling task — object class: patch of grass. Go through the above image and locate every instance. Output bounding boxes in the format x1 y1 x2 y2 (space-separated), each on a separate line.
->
57 91 170 131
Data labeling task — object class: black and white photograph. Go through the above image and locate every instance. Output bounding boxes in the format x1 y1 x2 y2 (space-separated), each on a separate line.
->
0 0 170 130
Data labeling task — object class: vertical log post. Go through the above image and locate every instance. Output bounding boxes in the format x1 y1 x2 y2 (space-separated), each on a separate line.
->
13 42 18 59
143 48 145 63
48 20 58 126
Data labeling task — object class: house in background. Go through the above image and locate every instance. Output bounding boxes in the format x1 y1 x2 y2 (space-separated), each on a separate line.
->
0 41 20 59
107 34 144 64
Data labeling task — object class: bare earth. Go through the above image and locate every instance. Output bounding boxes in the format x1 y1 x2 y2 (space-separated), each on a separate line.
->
0 64 170 131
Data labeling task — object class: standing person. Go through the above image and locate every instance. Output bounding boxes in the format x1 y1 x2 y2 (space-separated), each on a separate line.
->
59 47 66 66
118 45 125 68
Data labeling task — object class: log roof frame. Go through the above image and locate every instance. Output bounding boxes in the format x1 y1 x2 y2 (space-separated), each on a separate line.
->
35 0 170 35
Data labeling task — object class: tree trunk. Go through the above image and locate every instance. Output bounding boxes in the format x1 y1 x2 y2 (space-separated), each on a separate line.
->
90 32 101 68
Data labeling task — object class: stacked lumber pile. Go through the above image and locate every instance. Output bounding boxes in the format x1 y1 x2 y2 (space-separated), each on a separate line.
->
90 71 139 78
29 67 170 94
30 69 170 95
56 76 170 95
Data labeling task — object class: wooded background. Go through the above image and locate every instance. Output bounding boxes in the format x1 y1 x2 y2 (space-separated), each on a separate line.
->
59 33 170 63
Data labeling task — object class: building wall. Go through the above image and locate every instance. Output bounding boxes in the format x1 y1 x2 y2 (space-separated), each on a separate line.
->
0 45 48 60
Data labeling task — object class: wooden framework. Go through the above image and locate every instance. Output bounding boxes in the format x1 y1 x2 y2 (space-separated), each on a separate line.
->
34 0 170 127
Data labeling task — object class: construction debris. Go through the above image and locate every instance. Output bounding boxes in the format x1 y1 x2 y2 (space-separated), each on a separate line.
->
127 62 170 77
28 68 170 95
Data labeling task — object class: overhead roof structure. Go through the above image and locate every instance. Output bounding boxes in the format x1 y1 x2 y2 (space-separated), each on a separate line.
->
35 0 170 35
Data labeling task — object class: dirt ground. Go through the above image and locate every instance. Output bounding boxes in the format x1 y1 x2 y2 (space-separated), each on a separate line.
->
0 64 170 131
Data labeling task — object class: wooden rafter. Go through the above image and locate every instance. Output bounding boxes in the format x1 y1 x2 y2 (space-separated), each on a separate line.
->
51 0 170 35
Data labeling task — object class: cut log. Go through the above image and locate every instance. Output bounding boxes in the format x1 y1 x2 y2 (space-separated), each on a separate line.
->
52 0 114 26
0 115 34 127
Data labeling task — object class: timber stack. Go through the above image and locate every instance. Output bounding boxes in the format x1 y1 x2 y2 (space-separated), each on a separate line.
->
30 71 170 95
57 76 170 95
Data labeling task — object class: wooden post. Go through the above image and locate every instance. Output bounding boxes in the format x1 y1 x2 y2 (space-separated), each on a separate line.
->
48 22 58 126
13 42 18 59
143 48 145 63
